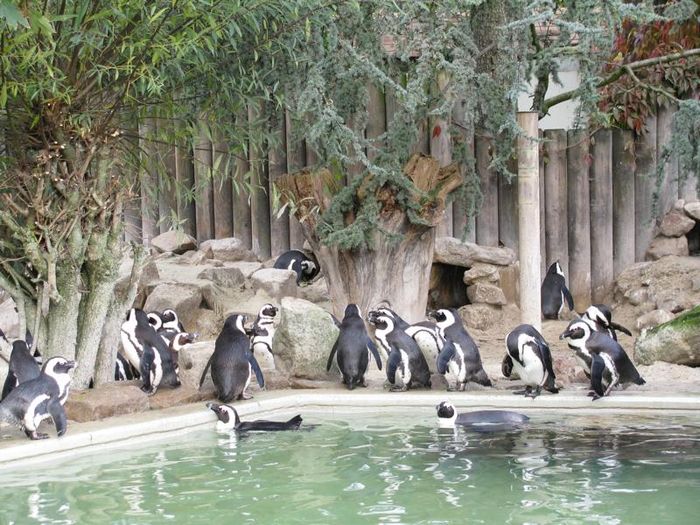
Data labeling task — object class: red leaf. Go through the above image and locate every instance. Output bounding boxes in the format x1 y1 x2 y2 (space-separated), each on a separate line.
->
432 125 441 138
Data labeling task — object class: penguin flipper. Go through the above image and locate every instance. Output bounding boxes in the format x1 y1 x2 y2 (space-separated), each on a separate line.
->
1 372 17 401
365 337 382 371
590 354 606 399
326 338 339 372
436 340 456 375
536 341 558 392
198 353 214 389
501 354 514 378
386 350 401 384
610 321 632 337
563 286 575 311
248 354 265 388
49 398 68 437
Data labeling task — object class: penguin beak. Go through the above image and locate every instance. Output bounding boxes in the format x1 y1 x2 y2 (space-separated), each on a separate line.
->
65 360 76 370
427 310 438 320
206 402 220 414
559 330 570 340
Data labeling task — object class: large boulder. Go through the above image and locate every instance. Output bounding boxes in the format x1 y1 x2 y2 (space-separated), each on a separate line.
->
143 283 202 330
272 297 339 380
645 235 689 260
434 237 516 267
463 263 500 285
251 269 297 300
659 211 695 237
65 383 149 422
636 309 675 331
466 282 507 306
200 237 258 262
683 201 700 221
459 303 503 331
150 230 197 254
197 267 246 289
178 340 215 389
635 305 700 366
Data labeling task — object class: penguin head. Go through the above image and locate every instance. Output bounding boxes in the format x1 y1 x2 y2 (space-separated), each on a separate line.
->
560 319 591 346
43 356 76 377
367 311 393 332
11 339 30 354
161 309 180 326
436 401 457 428
147 311 163 330
170 332 199 351
207 402 240 431
583 304 611 326
300 259 317 276
223 314 247 335
344 304 361 319
132 308 151 328
259 304 278 319
428 309 457 330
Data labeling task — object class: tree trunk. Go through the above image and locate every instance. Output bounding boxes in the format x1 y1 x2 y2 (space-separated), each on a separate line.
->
277 154 462 322
45 268 82 361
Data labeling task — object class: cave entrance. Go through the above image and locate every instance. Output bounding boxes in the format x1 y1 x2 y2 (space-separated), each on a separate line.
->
428 263 469 310
688 221 700 256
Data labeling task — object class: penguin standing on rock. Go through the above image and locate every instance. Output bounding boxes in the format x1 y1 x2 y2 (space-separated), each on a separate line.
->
1 340 40 401
429 308 492 390
541 261 574 319
367 309 431 391
199 314 265 402
249 304 277 369
581 304 632 341
0 356 74 440
326 304 382 389
503 324 559 398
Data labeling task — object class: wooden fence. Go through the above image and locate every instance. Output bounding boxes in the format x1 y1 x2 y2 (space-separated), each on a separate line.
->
125 103 695 306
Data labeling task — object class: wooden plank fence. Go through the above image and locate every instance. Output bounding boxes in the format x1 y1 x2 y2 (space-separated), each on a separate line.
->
127 99 694 308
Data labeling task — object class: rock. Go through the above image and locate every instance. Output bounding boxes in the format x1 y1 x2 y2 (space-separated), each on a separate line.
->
200 237 258 262
178 340 215 389
656 293 689 314
298 277 330 304
228 261 263 279
150 230 197 254
466 282 507 306
0 297 19 340
143 283 202 330
625 288 649 307
673 198 686 211
65 383 149 422
693 275 700 292
645 235 689 260
636 309 675 332
254 346 276 370
193 309 221 340
684 201 700 220
463 263 500 285
272 297 339 380
635 305 700 366
659 210 695 237
251 269 297 299
434 237 516 267
147 386 213 411
197 267 246 288
179 250 208 265
459 304 503 331
498 263 519 305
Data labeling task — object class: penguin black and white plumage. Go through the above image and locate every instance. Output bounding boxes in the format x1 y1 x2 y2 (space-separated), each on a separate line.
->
560 321 645 400
429 308 492 390
207 402 303 432
367 310 431 391
167 331 198 376
1 340 40 401
0 356 74 440
161 308 185 333
273 250 320 285
541 261 574 319
436 401 529 431
199 314 265 402
249 304 277 369
326 304 382 389
580 304 632 341
114 352 138 381
503 324 559 398
147 311 163 331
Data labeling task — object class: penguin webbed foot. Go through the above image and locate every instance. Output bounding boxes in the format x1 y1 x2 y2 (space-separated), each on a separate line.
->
524 387 541 399
26 430 49 440
591 393 603 401
241 391 254 400
389 384 408 392
513 387 532 396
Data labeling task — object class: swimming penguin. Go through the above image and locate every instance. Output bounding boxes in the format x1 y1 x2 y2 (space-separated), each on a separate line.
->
199 314 265 402
273 250 320 285
503 324 559 398
429 308 492 390
367 310 431 391
541 261 574 319
0 356 75 440
249 304 277 369
206 402 303 432
436 401 529 431
560 321 645 400
580 304 632 341
161 308 185 333
326 304 383 389
1 340 40 401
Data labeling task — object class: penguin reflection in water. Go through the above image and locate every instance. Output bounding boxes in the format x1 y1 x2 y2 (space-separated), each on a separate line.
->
502 324 559 398
207 403 302 432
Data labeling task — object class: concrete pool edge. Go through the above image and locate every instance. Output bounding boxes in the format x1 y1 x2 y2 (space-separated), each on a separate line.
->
1 389 699 466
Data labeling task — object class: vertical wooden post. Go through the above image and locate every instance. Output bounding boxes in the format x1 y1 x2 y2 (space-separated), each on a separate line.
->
175 135 196 237
233 109 252 249
567 129 592 309
430 74 453 237
249 104 271 259
139 117 160 245
475 135 498 246
498 161 519 252
285 111 306 249
451 99 475 242
635 114 657 261
158 119 178 233
543 129 569 276
193 124 214 243
517 112 541 330
212 133 234 238
656 104 679 214
590 129 614 302
539 130 546 278
612 129 636 277
268 110 290 257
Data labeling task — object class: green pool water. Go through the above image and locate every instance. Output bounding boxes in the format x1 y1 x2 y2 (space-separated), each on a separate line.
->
1 410 699 524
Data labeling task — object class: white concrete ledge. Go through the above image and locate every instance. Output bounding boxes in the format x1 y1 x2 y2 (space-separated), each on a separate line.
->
1 389 699 467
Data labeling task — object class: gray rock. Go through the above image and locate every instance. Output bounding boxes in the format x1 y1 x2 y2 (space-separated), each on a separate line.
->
498 263 519 305
458 304 503 331
636 309 675 332
693 275 700 292
197 267 246 289
178 340 215 390
65 383 149 422
298 277 330 304
228 261 264 279
0 297 19 340
463 263 500 285
179 250 208 265
673 198 686 211
150 230 197 254
143 283 202 331
635 306 700 366
659 211 695 237
251 269 297 300
434 237 516 267
684 201 700 220
466 282 507 306
625 288 649 307
200 237 258 262
645 235 689 260
272 297 339 380
193 309 221 340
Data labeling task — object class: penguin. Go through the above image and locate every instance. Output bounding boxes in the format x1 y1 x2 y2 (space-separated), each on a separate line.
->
436 401 529 431
0 356 74 440
1 340 40 401
147 311 163 331
560 321 645 400
273 250 320 285
503 324 559 398
367 310 431 391
581 304 632 341
429 308 492 390
326 304 382 389
541 261 574 319
115 352 137 381
166 331 199 376
120 308 148 372
250 303 277 357
206 402 303 432
161 308 185 333
199 314 265 402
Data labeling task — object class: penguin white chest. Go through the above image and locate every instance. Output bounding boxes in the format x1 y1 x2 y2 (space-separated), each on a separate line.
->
513 344 545 386
23 394 50 432
395 349 411 386
150 349 163 389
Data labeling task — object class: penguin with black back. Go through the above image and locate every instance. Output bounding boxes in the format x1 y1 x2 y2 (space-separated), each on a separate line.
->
503 324 559 398
541 261 574 319
115 352 138 381
429 308 492 390
560 321 645 400
1 340 40 401
581 304 632 341
273 250 320 285
436 401 529 432
199 314 265 402
326 304 382 389
367 309 431 391
0 356 75 439
207 402 303 432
